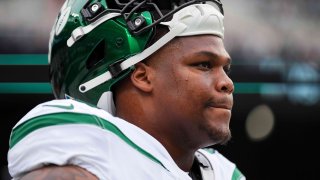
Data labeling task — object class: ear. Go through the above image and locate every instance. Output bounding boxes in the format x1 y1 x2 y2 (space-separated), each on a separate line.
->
130 62 154 92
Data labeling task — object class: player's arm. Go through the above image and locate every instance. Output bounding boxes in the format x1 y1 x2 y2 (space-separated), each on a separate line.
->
20 165 98 180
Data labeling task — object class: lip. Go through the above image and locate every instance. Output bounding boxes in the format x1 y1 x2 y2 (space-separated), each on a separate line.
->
209 104 232 110
206 100 233 110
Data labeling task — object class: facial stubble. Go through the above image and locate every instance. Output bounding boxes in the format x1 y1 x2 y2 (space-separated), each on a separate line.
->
198 116 232 145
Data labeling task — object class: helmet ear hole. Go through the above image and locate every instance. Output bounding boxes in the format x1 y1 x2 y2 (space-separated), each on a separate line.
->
86 40 105 70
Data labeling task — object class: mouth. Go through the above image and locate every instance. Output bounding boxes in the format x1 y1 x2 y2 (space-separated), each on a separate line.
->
210 104 232 110
205 99 233 110
208 105 232 111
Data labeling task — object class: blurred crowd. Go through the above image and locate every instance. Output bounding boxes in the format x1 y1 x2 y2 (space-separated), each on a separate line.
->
0 0 319 105
0 0 319 62
223 0 320 64
221 0 320 105
0 0 64 53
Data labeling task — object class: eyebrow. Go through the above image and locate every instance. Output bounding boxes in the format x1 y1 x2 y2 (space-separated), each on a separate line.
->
195 51 232 64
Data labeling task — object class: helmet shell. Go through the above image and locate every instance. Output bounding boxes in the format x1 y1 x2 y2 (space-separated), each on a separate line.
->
49 0 153 105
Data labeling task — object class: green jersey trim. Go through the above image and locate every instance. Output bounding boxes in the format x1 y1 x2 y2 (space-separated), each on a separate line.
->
43 104 75 110
202 147 216 154
232 167 245 180
10 112 166 170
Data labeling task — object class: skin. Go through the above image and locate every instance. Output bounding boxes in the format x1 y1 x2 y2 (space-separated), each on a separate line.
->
21 165 97 180
21 35 233 178
116 35 234 171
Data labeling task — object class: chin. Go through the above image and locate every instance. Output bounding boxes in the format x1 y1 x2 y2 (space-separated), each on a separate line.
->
215 129 232 145
199 122 232 145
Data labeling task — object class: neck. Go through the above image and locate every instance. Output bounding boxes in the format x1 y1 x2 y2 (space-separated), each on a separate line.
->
159 135 197 171
117 109 199 171
115 86 200 172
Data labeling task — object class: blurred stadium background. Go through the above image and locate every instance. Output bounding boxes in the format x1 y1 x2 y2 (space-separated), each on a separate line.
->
1 0 319 179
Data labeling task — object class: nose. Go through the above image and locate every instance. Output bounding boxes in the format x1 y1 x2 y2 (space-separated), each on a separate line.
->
216 72 234 94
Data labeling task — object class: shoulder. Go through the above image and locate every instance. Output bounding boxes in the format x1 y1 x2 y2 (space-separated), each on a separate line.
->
13 99 107 127
8 99 115 179
197 148 246 180
9 99 114 148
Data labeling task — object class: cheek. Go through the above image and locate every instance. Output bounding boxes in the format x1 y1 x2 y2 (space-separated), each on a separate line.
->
154 65 214 110
172 71 213 106
182 71 212 95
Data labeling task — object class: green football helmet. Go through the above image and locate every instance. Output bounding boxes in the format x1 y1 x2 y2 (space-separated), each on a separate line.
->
49 0 224 112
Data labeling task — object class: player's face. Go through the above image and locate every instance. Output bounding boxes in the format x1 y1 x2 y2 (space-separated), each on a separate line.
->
151 35 234 146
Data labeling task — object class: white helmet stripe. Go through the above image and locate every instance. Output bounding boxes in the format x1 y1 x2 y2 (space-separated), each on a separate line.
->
67 13 121 47
79 21 187 93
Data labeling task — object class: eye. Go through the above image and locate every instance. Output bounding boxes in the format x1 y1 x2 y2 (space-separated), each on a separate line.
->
224 65 231 75
193 61 212 70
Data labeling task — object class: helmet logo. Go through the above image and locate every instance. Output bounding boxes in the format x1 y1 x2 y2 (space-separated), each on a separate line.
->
55 6 71 36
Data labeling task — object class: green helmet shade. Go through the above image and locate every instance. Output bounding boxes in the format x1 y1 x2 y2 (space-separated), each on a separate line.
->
49 0 155 105
49 0 224 108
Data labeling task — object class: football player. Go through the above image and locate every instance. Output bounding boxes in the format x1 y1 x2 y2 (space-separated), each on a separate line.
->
8 0 245 179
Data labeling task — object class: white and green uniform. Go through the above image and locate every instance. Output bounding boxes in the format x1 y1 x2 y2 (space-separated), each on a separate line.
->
8 99 245 180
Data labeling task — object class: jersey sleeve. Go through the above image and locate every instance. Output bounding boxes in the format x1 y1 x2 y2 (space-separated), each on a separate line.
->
199 148 246 180
8 100 112 180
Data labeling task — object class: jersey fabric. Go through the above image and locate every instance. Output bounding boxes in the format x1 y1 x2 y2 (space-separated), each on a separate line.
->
8 99 245 180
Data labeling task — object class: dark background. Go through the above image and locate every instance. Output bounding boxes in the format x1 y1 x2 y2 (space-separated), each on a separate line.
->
1 0 320 179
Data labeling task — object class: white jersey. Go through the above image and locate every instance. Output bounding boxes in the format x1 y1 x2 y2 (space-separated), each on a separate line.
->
8 99 245 180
